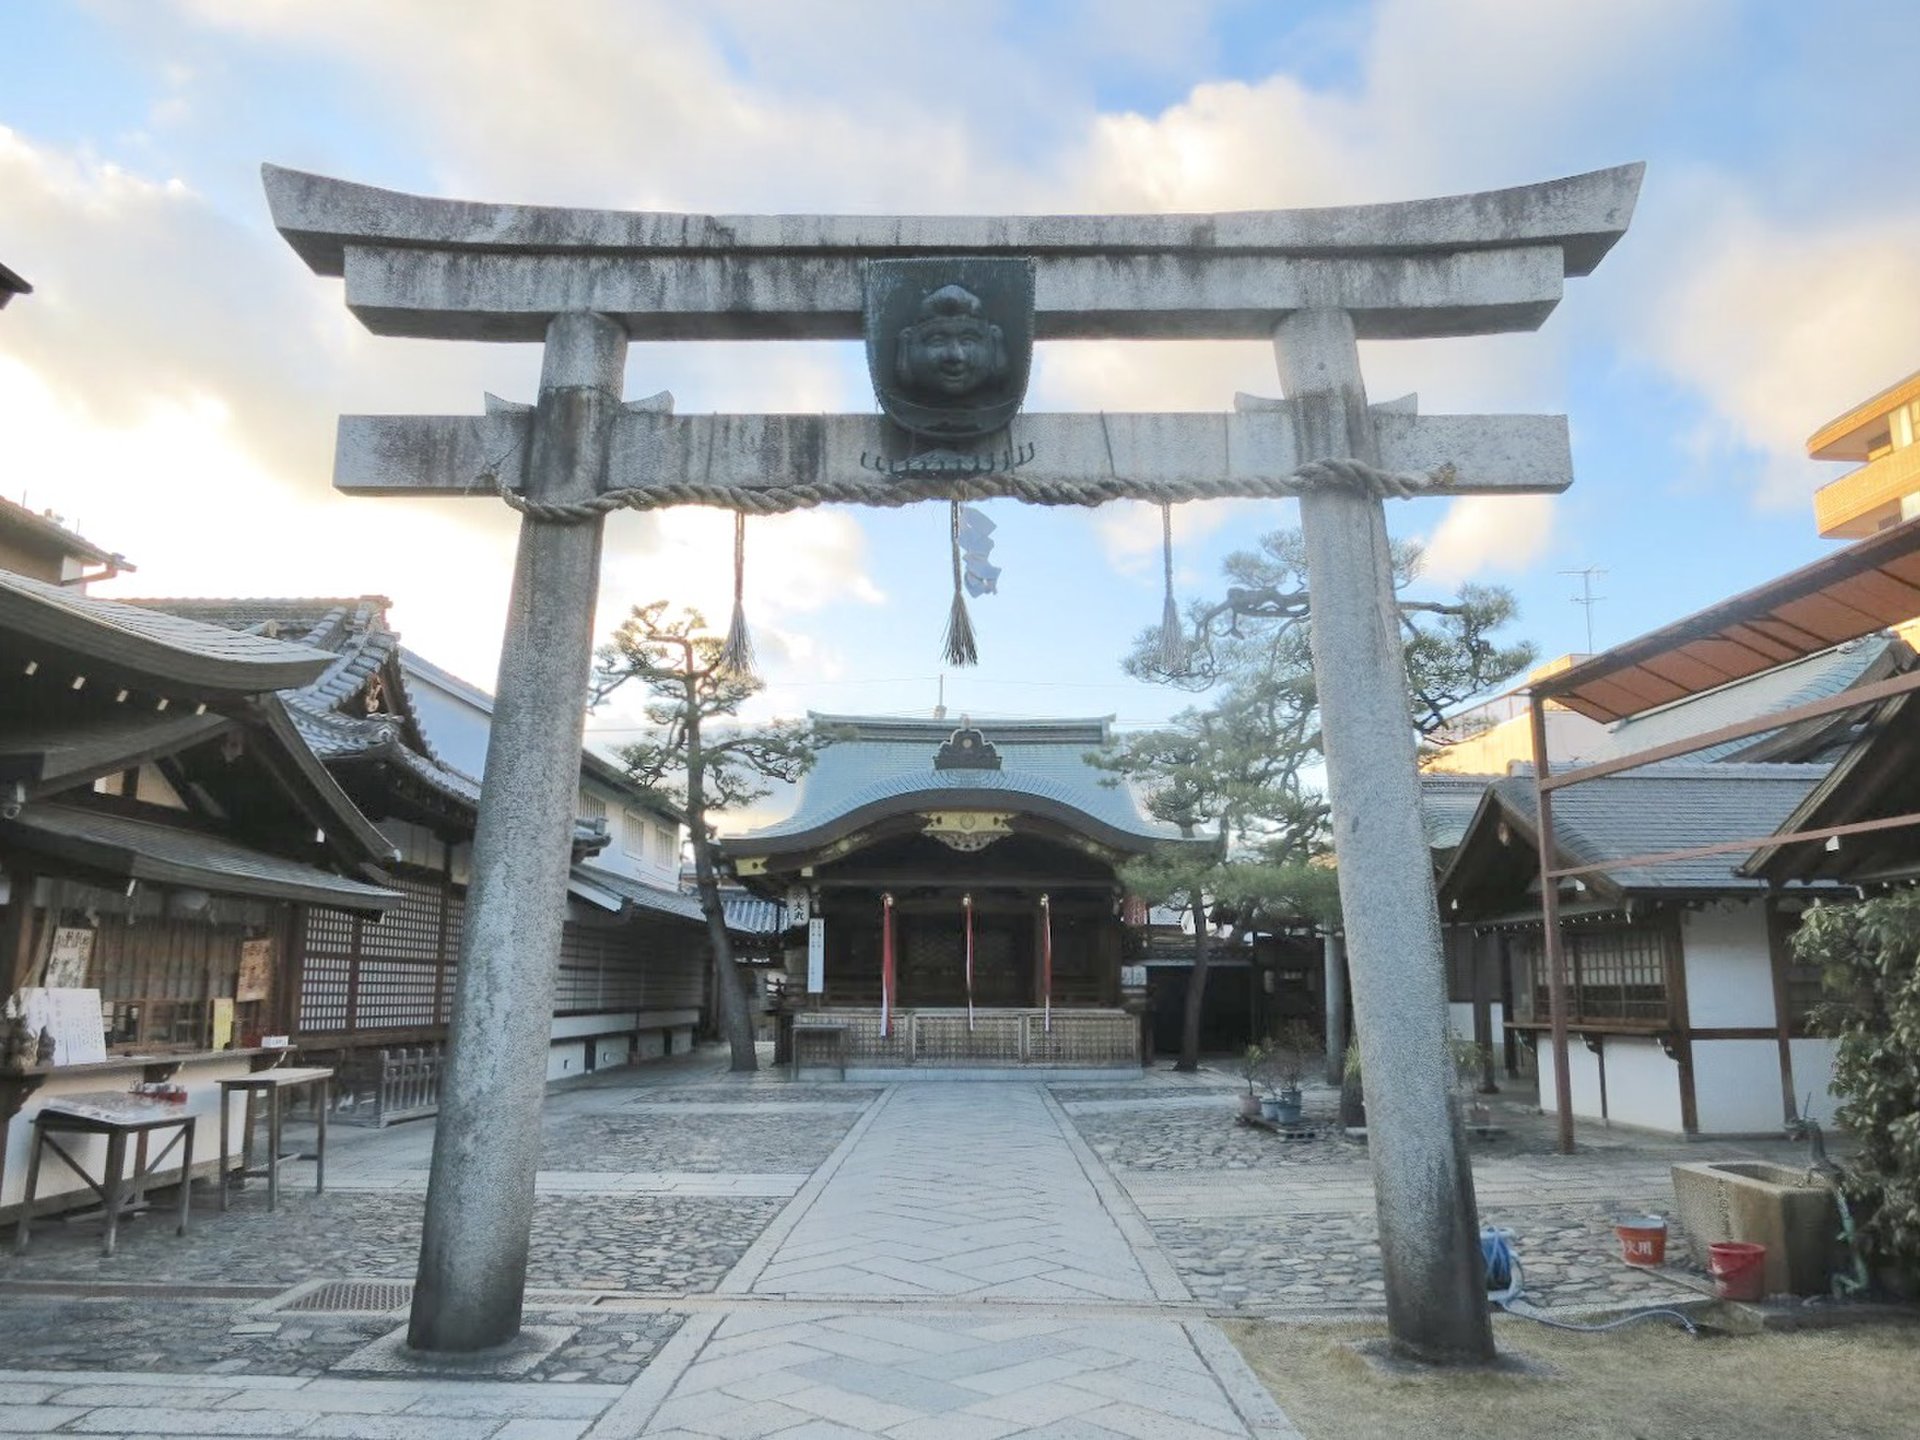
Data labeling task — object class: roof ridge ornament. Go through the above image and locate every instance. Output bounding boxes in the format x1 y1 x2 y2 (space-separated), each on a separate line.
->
934 722 1001 770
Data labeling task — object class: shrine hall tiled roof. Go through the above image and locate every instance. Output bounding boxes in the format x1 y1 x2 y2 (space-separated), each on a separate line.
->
728 714 1192 856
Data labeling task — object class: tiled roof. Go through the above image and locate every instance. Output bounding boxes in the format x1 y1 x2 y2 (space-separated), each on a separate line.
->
1420 773 1503 852
568 865 705 924
721 892 785 935
1582 636 1895 764
125 595 489 820
0 495 123 567
4 803 402 911
732 713 1186 852
1482 762 1834 892
0 571 332 693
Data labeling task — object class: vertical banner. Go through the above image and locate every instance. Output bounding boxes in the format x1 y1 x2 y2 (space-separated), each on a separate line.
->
1039 893 1053 1034
807 917 825 994
880 892 896 1037
962 892 975 1031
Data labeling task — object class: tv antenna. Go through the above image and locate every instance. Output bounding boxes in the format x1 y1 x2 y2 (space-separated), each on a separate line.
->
1560 567 1607 654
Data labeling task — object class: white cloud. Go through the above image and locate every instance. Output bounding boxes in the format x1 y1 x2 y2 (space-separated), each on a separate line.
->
1417 493 1556 587
1627 180 1920 509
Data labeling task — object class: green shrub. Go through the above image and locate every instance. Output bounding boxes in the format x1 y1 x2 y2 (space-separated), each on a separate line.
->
1795 889 1920 1292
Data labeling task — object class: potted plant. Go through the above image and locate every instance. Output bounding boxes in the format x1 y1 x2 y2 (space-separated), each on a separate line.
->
1234 1042 1267 1120
1266 1021 1317 1125
1449 1037 1495 1130
1340 1043 1366 1131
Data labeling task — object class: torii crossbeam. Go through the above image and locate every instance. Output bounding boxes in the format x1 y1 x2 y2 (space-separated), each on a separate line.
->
266 161 1641 1365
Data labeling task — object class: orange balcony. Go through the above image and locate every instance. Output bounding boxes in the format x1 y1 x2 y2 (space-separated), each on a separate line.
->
1815 445 1920 539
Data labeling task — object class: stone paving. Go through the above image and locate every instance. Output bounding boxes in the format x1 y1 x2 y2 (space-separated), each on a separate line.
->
2 1186 783 1294
0 1048 1807 1437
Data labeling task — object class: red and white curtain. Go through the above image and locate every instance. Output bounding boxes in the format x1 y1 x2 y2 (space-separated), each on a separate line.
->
1039 892 1053 1033
962 892 975 1030
880 891 897 1037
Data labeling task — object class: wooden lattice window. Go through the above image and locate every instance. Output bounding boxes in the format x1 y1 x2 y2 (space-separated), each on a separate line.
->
1519 922 1672 1026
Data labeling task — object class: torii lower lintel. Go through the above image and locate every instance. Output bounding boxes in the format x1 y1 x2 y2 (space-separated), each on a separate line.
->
333 405 1573 511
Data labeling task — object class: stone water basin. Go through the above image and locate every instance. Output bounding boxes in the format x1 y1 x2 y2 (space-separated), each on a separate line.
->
1671 1160 1841 1297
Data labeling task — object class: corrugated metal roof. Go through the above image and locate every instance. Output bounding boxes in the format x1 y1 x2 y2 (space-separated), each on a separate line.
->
1582 636 1894 764
1486 763 1832 892
734 714 1183 850
1538 516 1920 723
3 803 402 911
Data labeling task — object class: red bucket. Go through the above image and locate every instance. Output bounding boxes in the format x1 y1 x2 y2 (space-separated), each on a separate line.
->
1615 1216 1667 1267
1709 1241 1767 1301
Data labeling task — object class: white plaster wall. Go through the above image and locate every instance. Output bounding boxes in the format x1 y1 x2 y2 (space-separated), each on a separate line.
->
1692 1039 1788 1134
1446 1002 1507 1068
1681 902 1777 1029
1599 1038 1685 1133
1539 1040 1606 1122
1788 1038 1844 1125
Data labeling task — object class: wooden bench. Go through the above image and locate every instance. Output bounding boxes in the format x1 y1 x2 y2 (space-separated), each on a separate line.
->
13 1093 197 1257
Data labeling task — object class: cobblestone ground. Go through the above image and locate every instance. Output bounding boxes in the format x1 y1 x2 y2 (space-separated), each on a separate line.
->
1154 1202 1701 1312
1058 1082 1757 1315
541 1106 860 1172
625 1085 884 1104
0 1185 784 1293
0 1295 683 1383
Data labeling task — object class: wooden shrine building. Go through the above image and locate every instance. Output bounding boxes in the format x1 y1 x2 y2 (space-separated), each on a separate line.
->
727 716 1203 1072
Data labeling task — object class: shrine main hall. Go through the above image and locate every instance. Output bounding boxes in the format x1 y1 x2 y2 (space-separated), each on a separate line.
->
728 716 1203 1072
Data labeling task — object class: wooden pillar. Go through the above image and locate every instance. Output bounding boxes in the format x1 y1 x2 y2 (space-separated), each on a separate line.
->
2 865 41 995
1529 693 1576 1155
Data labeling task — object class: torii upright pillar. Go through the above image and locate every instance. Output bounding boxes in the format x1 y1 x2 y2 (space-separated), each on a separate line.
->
408 313 627 1353
1279 307 1493 1361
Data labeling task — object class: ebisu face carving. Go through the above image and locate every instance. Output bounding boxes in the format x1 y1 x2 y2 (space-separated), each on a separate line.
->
865 257 1034 443
896 284 1006 398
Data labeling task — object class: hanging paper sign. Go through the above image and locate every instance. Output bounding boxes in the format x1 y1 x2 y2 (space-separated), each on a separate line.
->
236 938 274 1002
211 996 235 1050
807 918 825 995
43 928 94 989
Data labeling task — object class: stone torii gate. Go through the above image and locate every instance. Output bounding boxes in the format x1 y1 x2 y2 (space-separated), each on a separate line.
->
264 161 1641 1364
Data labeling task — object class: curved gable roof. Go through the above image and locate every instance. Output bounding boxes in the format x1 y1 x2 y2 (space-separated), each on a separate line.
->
728 714 1193 857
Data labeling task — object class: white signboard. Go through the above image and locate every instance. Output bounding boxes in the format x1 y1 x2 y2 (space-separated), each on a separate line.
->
1120 965 1148 990
43 928 95 989
19 987 109 1067
807 918 825 994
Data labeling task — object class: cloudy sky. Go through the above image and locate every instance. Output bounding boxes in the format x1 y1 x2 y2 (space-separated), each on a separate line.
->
4 1 1918 769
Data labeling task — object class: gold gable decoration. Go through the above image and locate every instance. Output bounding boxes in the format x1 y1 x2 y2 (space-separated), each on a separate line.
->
921 810 1015 853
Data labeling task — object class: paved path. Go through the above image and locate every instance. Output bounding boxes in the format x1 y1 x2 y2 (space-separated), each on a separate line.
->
0 1071 1301 1438
594 1083 1299 1438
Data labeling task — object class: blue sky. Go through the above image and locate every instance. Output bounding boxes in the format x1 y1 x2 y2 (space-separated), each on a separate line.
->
4 1 1919 772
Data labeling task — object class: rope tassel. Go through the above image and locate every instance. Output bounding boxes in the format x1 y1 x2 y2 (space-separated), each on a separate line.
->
718 512 759 682
1158 501 1183 672
942 500 978 667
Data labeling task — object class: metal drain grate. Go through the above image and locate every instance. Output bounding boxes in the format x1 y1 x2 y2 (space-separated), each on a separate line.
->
0 1280 282 1301
284 1280 414 1312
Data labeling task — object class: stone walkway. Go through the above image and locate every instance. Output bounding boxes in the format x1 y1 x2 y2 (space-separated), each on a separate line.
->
0 1060 1301 1438
4 1053 1784 1436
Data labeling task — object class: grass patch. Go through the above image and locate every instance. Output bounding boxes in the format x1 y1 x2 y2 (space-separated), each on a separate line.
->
1224 1316 1920 1440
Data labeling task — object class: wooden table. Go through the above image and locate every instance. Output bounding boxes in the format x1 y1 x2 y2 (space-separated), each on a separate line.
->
219 1066 332 1212
12 1092 197 1257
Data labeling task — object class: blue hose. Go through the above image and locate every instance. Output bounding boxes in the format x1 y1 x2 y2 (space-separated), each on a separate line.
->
1482 1226 1698 1335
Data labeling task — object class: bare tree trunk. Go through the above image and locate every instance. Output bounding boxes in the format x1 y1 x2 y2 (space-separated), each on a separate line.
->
1176 894 1211 1073
686 707 757 1072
